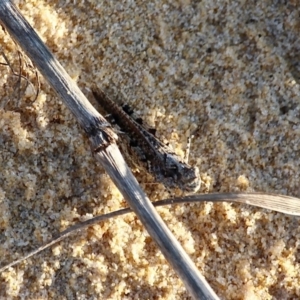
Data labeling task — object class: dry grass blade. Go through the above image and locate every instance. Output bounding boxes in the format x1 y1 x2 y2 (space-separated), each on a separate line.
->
1 192 298 273
180 192 300 216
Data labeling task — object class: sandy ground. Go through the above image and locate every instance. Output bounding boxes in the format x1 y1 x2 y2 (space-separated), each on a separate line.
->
0 0 299 299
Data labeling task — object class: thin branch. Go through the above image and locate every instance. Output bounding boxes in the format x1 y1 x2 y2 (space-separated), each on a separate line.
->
0 1 218 299
1 192 299 272
0 49 37 105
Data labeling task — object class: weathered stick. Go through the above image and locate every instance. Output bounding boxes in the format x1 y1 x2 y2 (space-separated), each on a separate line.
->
1 192 299 272
0 1 219 299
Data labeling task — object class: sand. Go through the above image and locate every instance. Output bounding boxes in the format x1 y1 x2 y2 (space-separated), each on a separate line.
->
0 0 299 299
